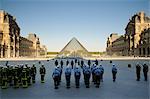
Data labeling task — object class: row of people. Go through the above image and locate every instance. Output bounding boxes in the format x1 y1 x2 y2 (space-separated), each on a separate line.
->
52 63 118 89
0 64 46 89
136 63 149 81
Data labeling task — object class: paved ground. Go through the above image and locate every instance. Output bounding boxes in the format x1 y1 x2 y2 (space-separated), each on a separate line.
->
0 59 149 99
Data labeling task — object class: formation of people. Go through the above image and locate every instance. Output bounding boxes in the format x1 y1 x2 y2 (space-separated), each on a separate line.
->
0 63 46 89
0 59 149 90
52 59 118 89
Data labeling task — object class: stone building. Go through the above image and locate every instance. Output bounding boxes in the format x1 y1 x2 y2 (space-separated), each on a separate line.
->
0 10 47 58
138 28 150 57
106 33 120 55
19 33 47 58
125 11 150 56
19 37 35 57
0 10 20 58
106 11 150 57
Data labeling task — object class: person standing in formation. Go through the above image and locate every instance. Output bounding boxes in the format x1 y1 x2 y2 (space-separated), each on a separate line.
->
65 66 72 88
39 64 46 83
143 62 148 81
112 64 117 82
136 63 141 81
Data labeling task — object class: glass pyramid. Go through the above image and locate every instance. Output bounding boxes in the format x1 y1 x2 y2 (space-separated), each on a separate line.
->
58 37 90 58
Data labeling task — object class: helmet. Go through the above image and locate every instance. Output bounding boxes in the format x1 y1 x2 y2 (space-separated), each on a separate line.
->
112 64 115 66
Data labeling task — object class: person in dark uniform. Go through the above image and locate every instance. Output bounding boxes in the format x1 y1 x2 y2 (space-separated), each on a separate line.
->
88 60 91 67
143 63 148 81
1 67 8 89
74 66 81 88
95 59 98 65
55 60 58 67
7 65 13 86
66 60 69 66
112 64 117 82
13 66 19 88
25 65 31 86
31 64 37 83
52 67 60 89
136 63 141 81
81 60 84 68
75 58 77 64
0 67 3 86
65 66 72 88
71 60 74 69
39 64 46 83
22 67 28 88
60 60 63 68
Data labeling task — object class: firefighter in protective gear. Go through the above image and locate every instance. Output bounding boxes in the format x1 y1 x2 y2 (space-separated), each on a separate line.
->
39 64 46 83
1 67 8 89
22 67 28 88
65 66 72 88
0 67 3 86
13 66 19 88
31 64 37 83
52 67 60 89
25 65 31 86
7 66 13 86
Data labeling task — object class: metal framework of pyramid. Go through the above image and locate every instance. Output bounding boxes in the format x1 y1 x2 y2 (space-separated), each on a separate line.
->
57 37 90 58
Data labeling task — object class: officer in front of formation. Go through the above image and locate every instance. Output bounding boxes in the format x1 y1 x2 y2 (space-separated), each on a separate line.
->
65 66 72 88
112 64 117 82
83 64 91 88
74 66 81 88
52 67 61 89
30 64 37 83
39 64 46 83
136 63 141 81
143 63 148 81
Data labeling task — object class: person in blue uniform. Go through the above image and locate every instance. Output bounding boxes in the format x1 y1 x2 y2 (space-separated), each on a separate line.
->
65 66 72 88
99 64 104 82
112 64 117 82
94 66 101 88
83 65 91 88
52 67 61 89
91 64 97 83
74 66 81 88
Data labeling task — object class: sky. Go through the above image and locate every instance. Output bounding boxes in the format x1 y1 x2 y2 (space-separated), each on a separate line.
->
0 0 149 52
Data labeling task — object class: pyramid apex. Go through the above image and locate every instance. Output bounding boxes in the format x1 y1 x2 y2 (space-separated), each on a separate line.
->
72 37 77 40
